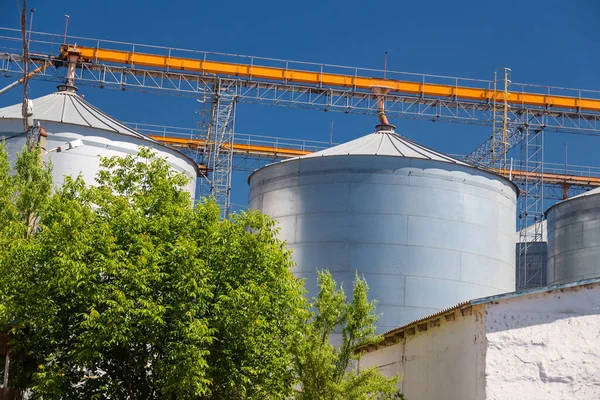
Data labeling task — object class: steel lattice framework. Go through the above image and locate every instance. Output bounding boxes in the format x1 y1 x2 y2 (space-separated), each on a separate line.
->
516 125 546 289
3 52 600 135
2 25 600 138
205 81 237 218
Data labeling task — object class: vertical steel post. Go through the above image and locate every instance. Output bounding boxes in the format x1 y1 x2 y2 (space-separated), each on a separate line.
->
383 51 388 79
63 15 70 43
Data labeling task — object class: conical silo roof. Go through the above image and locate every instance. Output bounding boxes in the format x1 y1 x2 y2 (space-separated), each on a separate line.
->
545 187 600 216
0 90 154 142
0 88 201 180
563 187 600 200
300 124 470 166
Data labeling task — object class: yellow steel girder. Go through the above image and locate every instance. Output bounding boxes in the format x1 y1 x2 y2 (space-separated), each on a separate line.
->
63 45 600 113
151 135 600 188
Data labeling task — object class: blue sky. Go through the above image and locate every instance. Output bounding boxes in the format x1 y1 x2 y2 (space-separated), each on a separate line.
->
1 0 599 210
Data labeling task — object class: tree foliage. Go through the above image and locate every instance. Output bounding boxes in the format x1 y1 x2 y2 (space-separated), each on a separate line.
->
0 145 303 399
0 144 404 399
292 271 405 399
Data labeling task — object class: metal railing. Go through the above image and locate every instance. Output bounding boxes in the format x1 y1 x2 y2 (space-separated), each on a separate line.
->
126 123 600 183
509 158 600 180
124 122 334 154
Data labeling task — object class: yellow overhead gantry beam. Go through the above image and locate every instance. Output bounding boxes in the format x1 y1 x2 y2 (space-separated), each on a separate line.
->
63 45 600 113
150 135 600 189
497 169 600 188
152 135 313 157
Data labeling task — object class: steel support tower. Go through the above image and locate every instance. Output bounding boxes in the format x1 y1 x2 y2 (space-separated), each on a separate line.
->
517 122 546 289
464 70 546 290
205 80 237 218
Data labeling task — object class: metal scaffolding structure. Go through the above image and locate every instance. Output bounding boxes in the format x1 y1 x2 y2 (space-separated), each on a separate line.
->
1 28 600 136
3 52 600 136
206 81 237 217
463 67 547 290
516 123 546 289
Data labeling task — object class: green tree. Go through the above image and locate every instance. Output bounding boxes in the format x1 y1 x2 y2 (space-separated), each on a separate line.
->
292 271 405 400
199 209 304 399
0 145 304 399
0 144 403 399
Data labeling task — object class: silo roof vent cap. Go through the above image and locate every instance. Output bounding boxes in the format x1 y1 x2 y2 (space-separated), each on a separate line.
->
56 84 78 93
375 123 396 133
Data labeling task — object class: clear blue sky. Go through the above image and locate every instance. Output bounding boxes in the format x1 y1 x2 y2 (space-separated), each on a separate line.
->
1 0 599 210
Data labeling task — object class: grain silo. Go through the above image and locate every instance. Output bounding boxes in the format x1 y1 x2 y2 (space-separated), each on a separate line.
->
0 87 198 197
546 188 600 284
248 124 518 332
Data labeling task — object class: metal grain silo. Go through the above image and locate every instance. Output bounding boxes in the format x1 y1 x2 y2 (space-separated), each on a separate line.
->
0 87 198 198
546 188 600 284
248 124 518 332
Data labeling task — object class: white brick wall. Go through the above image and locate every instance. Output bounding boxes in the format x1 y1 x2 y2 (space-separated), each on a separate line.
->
485 285 600 399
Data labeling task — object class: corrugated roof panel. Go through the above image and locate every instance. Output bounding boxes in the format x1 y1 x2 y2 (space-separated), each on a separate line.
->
545 186 600 215
564 186 600 200
357 277 600 353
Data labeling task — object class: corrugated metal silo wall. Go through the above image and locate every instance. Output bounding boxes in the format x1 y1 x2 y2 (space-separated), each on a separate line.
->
249 155 517 333
547 193 600 284
515 242 548 289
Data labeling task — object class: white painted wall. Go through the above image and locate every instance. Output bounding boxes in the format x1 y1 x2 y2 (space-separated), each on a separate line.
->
485 284 600 400
359 307 487 400
359 281 600 400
